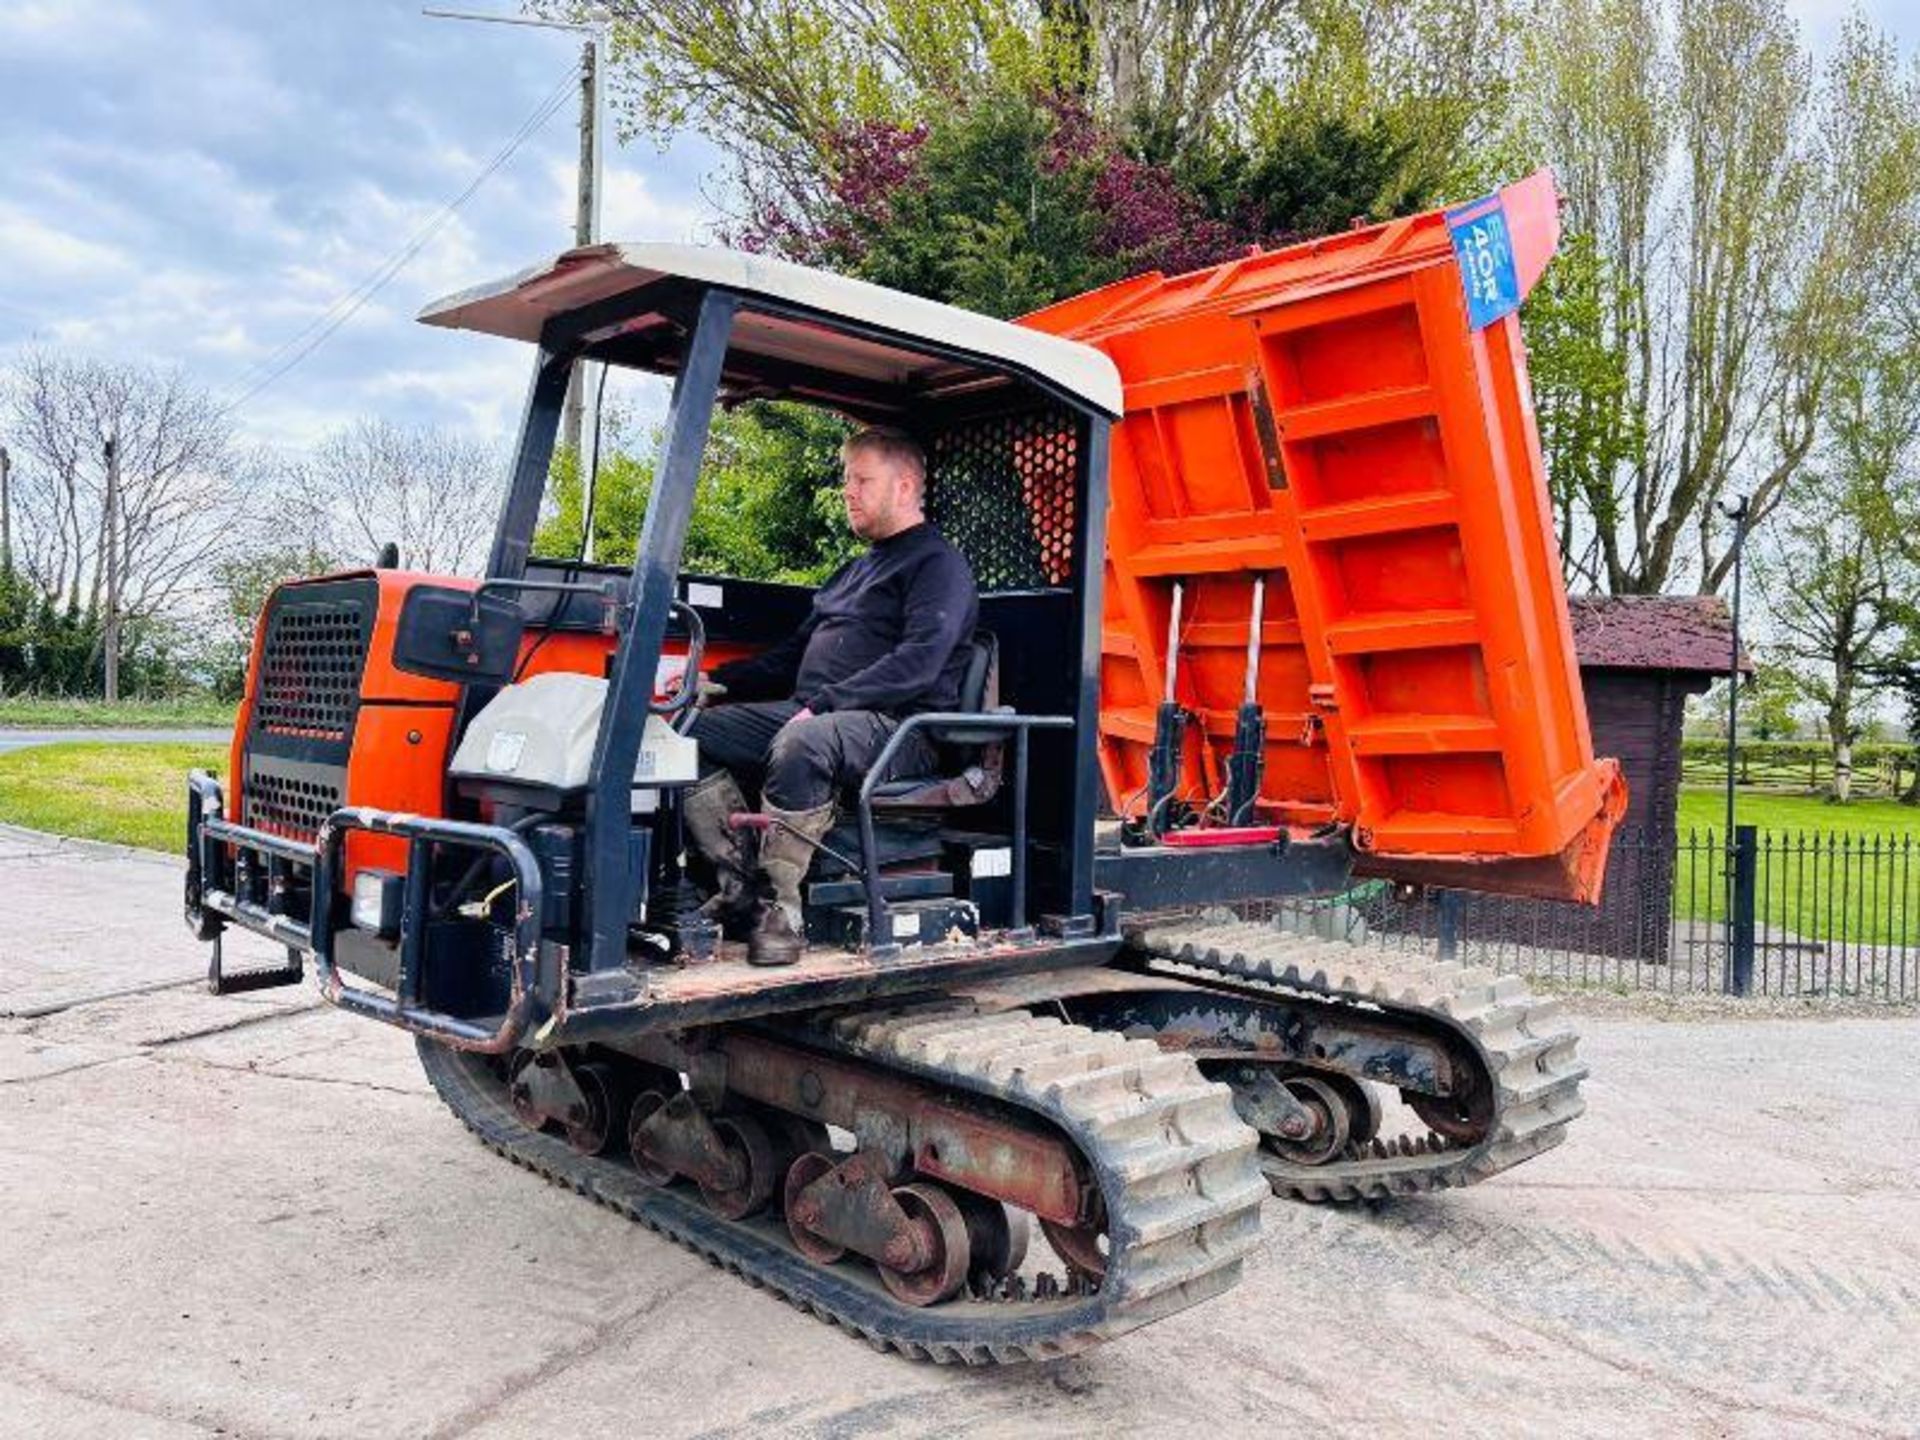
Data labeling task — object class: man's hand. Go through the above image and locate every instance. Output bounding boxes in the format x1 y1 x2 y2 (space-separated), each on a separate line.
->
791 706 814 724
667 672 728 709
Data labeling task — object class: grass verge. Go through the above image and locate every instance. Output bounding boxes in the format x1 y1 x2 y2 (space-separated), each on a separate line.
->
0 695 236 729
1672 787 1919 943
1676 788 1920 836
0 742 226 852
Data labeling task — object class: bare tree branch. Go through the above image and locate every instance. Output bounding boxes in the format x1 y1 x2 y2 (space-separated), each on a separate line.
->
277 417 500 577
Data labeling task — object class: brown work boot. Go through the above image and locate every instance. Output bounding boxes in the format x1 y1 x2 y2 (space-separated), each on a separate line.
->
681 773 756 925
746 801 835 967
746 902 805 967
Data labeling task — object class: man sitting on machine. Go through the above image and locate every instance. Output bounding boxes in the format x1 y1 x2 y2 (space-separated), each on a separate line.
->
682 426 979 968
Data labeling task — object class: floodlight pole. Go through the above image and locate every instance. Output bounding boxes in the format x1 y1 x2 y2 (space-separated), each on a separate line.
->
1720 493 1750 990
424 7 608 558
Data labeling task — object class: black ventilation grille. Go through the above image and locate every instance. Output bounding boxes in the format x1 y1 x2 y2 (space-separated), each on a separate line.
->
255 589 373 741
927 403 1080 592
241 763 343 843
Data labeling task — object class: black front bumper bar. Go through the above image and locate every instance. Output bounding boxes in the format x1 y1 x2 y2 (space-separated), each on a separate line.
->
185 771 547 1053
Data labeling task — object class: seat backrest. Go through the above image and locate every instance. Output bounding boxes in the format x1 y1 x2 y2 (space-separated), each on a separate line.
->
930 632 1002 748
867 631 1007 810
958 632 997 713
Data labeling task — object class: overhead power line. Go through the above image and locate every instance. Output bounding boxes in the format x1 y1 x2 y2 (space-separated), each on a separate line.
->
218 68 577 417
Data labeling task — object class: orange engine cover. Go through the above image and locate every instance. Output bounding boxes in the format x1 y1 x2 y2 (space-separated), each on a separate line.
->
229 570 471 885
1021 169 1625 902
230 569 724 894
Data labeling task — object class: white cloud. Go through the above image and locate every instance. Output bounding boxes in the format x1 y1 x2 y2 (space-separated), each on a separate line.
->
0 204 135 282
0 0 724 455
0 0 148 57
360 341 546 441
601 161 710 243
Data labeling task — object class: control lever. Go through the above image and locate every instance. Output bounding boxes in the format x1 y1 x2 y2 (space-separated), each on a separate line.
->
728 812 865 874
1225 575 1267 825
1145 580 1189 839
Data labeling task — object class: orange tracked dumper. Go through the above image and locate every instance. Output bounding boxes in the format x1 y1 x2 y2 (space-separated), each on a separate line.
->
184 171 1615 1363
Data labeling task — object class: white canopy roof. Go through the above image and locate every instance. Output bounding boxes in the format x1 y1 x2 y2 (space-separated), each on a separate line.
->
418 243 1123 417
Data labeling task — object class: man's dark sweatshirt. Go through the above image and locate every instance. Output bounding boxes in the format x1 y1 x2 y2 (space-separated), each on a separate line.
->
711 523 978 717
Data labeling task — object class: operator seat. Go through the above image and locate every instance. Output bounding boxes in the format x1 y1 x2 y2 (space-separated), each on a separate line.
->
809 632 1007 879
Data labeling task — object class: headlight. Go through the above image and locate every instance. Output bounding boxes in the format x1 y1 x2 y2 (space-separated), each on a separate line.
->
350 869 402 939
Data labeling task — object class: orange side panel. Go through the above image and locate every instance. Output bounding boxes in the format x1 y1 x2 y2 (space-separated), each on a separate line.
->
343 703 459 878
1024 169 1625 901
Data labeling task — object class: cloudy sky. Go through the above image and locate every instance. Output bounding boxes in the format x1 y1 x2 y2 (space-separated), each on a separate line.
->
0 0 716 452
1 0 1911 458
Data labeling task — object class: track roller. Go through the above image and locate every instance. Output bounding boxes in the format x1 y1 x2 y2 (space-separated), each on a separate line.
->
627 1089 780 1220
953 1189 1029 1287
1265 1075 1350 1165
879 1183 971 1307
782 1151 847 1265
782 1150 975 1307
508 1052 633 1158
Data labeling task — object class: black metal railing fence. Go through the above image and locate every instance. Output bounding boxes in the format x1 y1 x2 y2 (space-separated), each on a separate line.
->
1271 826 1920 1001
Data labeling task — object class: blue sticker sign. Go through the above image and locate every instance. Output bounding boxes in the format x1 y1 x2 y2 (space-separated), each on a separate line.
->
1446 194 1519 331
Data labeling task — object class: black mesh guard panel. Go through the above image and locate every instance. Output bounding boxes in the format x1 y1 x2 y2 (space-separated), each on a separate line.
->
925 402 1079 593
255 588 375 741
242 577 377 842
242 764 344 840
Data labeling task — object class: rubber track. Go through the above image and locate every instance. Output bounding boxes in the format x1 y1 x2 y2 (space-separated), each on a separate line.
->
417 996 1267 1364
1128 917 1588 1203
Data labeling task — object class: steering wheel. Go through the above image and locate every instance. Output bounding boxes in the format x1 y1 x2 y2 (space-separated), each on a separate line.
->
651 599 707 724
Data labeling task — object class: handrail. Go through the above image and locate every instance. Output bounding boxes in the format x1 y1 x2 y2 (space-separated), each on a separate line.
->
313 808 548 1054
855 712 1074 953
185 769 225 938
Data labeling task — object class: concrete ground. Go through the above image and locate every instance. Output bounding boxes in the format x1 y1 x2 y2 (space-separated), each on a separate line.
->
4 829 1918 1439
0 728 230 755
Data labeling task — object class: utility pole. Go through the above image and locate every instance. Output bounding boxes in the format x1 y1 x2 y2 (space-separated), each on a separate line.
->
423 8 608 557
565 32 605 489
103 435 122 703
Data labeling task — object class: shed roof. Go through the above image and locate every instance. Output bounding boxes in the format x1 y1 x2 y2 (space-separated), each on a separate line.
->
1568 595 1751 675
418 243 1124 417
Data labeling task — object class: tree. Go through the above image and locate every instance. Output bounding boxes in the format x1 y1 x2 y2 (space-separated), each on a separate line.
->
822 90 1129 317
568 0 1506 254
1514 2 1920 596
572 0 1294 191
204 544 336 700
1254 0 1518 193
0 564 40 694
1519 228 1640 588
535 402 856 581
746 75 1458 320
279 418 499 576
2 351 254 679
1760 341 1920 802
1862 631 1920 804
1743 660 1805 743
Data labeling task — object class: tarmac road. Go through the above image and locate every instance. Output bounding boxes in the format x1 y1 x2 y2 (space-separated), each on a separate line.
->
0 728 229 755
3 826 1918 1439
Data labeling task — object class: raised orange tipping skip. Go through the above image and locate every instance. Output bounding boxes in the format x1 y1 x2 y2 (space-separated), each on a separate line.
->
1021 169 1627 902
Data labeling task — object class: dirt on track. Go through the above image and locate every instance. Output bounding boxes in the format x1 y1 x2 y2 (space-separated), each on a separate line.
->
3 833 1918 1439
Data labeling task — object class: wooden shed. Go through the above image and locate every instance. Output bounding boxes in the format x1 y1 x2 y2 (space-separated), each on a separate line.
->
1557 596 1747 959
1422 597 1746 961
1571 596 1743 822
